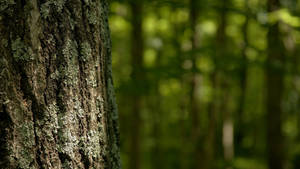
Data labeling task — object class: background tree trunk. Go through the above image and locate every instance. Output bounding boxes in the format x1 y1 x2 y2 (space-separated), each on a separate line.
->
216 0 234 167
0 0 121 169
266 0 285 169
189 0 202 167
129 1 144 169
235 0 249 152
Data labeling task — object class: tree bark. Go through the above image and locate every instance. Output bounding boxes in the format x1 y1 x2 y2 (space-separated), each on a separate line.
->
0 1 121 169
266 0 285 169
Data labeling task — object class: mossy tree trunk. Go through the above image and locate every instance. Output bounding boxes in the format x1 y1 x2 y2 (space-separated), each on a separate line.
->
0 0 121 169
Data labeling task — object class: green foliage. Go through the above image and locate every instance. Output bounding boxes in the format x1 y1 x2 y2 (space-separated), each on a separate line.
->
109 0 300 169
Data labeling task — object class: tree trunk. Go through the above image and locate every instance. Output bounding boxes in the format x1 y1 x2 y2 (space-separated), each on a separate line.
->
203 87 216 169
129 1 144 169
266 0 285 169
296 51 300 140
0 1 121 169
216 0 234 167
216 0 234 168
189 0 202 167
235 0 249 152
189 0 200 135
150 48 163 169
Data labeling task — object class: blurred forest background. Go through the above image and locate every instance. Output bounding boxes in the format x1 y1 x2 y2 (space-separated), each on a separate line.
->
109 0 300 169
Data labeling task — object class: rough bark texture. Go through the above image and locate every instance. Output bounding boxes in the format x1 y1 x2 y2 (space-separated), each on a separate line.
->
266 0 285 169
0 0 121 169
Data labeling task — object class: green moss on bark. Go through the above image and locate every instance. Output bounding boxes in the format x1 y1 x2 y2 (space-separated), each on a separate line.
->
40 0 66 19
0 0 15 13
61 38 79 86
11 38 34 62
80 42 92 62
17 121 36 169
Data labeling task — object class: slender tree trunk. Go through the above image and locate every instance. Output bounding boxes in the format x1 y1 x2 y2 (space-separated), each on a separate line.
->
296 51 300 140
266 0 285 169
189 0 202 167
203 1 230 168
216 0 234 166
173 19 190 169
203 1 229 168
189 0 200 134
0 1 121 169
204 83 216 169
295 46 300 142
150 49 163 169
221 85 234 165
129 1 144 169
235 0 249 151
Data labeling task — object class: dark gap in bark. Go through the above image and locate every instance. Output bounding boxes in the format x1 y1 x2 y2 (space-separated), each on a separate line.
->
103 155 109 169
36 145 44 169
58 152 72 164
19 0 26 8
18 65 45 167
79 149 90 169
36 0 42 10
43 92 48 106
79 0 89 37
44 45 51 106
19 66 45 120
0 104 12 168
